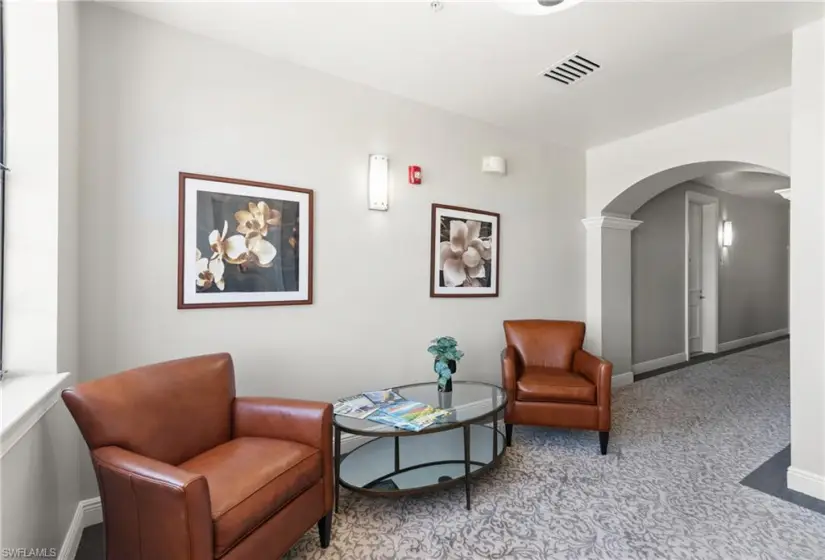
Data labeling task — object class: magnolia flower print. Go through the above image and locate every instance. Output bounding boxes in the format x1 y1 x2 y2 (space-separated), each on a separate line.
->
195 248 225 291
439 219 493 287
235 202 281 237
195 201 281 291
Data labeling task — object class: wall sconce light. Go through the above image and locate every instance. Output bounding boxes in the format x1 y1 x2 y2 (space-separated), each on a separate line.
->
368 154 389 211
722 221 733 247
482 156 507 175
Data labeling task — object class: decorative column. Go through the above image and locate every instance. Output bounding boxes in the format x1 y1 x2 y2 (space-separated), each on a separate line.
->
788 19 825 500
582 216 643 387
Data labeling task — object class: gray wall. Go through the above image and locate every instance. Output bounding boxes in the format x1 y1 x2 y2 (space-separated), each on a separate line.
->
631 181 789 364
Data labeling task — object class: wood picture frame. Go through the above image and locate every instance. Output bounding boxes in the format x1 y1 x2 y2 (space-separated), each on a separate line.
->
430 203 500 298
178 172 314 309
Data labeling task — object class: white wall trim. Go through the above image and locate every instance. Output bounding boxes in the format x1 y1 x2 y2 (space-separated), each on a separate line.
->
612 371 634 389
58 497 102 560
717 328 789 353
0 372 71 458
581 216 643 231
788 466 825 501
632 352 688 374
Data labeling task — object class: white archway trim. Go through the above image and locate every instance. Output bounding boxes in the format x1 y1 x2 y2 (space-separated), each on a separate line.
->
587 87 791 216
776 188 792 200
581 216 643 231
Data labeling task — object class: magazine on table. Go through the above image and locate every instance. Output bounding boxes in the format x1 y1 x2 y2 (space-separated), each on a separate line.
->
368 400 451 432
332 395 379 419
362 390 404 405
334 388 451 430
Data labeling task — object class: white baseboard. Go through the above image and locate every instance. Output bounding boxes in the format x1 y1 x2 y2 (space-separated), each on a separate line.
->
718 328 788 353
612 371 634 389
787 466 825 501
632 352 687 374
82 497 103 526
58 497 102 560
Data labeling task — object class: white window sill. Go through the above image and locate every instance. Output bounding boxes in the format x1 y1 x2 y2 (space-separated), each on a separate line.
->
0 372 71 458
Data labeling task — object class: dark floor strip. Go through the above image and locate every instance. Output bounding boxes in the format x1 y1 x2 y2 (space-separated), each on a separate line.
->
75 523 104 560
634 335 789 382
741 445 825 515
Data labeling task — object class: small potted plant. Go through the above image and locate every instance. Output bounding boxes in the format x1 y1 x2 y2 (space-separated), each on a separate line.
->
427 336 464 393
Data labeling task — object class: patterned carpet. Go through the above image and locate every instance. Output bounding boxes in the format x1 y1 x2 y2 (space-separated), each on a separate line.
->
286 340 825 559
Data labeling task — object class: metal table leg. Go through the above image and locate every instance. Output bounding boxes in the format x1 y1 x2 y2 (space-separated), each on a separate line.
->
463 424 471 510
492 409 498 461
334 425 341 513
394 436 400 472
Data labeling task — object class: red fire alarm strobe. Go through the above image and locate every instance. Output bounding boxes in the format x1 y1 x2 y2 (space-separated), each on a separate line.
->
408 165 422 185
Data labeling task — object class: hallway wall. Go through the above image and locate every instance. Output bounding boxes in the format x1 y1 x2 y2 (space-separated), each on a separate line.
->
631 181 789 365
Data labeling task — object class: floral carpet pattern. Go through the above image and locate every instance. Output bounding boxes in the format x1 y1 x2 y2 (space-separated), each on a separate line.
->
286 340 825 559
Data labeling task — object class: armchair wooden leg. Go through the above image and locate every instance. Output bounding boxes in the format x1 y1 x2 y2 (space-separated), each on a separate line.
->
599 431 609 455
505 423 513 447
318 511 332 548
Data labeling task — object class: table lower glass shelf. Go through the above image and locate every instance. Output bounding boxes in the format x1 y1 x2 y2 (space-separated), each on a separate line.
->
339 423 506 495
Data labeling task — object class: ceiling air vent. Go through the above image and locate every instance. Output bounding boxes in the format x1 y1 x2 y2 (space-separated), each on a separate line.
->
542 53 600 85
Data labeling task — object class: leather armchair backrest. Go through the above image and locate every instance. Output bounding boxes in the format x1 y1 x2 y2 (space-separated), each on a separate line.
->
62 353 236 465
504 320 585 370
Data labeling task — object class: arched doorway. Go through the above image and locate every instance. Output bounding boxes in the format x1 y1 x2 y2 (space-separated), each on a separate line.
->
582 160 788 385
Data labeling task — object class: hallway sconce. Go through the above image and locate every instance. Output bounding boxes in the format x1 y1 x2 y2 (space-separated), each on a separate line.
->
368 154 389 211
722 221 733 247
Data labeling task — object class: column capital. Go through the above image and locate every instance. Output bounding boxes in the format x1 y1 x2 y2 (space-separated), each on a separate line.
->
775 188 791 200
581 216 643 231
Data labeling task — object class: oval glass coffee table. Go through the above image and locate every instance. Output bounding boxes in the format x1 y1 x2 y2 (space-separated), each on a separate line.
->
333 381 506 511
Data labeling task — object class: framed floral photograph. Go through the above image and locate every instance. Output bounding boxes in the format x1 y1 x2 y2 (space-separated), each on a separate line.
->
430 204 500 298
178 172 313 309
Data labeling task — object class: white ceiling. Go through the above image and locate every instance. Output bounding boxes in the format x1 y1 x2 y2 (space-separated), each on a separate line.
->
696 171 790 201
109 1 825 149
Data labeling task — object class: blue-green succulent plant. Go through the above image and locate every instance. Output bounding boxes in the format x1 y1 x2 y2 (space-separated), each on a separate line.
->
427 336 465 388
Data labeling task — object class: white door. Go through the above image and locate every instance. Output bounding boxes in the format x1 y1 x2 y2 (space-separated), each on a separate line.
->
688 202 703 355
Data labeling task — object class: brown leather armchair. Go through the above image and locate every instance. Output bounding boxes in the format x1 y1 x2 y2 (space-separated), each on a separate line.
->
501 320 613 454
62 353 333 560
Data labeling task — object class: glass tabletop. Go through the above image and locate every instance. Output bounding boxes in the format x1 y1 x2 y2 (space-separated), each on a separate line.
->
333 381 506 435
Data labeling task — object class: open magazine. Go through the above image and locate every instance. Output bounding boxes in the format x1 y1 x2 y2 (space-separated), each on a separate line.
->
333 390 451 431
333 395 379 420
367 400 451 432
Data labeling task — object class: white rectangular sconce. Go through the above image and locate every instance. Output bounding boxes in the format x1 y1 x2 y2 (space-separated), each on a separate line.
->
368 154 389 211
482 155 506 175
722 220 733 247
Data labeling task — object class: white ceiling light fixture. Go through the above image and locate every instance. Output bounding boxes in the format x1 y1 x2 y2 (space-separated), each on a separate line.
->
497 0 585 16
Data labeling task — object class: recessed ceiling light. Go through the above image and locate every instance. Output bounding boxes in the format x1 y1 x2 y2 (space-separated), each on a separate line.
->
497 0 585 16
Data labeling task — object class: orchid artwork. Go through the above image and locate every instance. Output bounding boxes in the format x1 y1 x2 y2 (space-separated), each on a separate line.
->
430 204 500 297
179 173 314 309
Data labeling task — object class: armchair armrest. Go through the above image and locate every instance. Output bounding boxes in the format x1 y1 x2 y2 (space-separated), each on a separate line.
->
573 349 613 419
93 446 213 560
501 346 520 415
232 397 332 450
233 397 333 510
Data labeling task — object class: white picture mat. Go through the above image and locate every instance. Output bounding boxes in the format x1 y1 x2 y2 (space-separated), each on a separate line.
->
183 178 311 304
432 206 498 295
